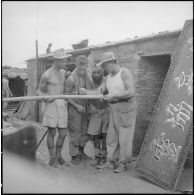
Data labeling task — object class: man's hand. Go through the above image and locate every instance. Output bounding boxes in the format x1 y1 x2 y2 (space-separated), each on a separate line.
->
76 104 86 113
79 88 88 95
45 98 56 103
103 94 115 102
89 104 97 113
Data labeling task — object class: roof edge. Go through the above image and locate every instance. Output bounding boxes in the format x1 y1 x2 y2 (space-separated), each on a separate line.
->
27 29 182 61
67 29 182 54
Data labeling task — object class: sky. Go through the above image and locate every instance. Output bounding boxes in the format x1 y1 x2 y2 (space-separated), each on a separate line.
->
2 1 193 68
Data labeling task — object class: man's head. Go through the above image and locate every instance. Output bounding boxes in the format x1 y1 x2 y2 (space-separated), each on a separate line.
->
76 55 88 75
54 58 68 69
3 72 8 79
101 60 117 74
96 52 118 74
92 66 104 85
53 49 71 69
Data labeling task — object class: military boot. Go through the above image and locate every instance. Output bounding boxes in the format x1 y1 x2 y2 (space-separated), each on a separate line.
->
56 146 70 166
71 155 82 165
99 156 107 166
99 149 107 165
91 156 101 166
79 146 90 160
48 148 59 168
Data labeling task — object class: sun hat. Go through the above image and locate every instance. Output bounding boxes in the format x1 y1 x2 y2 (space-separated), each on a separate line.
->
53 49 72 60
96 52 117 67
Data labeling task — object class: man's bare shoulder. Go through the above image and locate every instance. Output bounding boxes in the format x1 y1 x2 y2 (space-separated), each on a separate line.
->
41 68 51 80
121 68 133 79
3 78 8 84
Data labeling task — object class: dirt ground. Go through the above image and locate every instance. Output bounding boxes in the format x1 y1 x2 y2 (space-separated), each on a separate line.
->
33 122 186 194
4 117 192 194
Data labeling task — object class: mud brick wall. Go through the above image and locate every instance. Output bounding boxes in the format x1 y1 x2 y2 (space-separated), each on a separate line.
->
27 60 37 96
26 60 38 121
134 55 171 156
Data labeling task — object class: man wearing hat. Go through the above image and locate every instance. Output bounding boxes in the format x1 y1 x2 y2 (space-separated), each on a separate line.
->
37 49 71 168
80 52 137 173
65 55 92 165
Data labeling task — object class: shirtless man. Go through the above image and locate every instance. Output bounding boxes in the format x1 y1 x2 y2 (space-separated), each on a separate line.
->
37 50 71 167
3 73 13 111
80 52 137 173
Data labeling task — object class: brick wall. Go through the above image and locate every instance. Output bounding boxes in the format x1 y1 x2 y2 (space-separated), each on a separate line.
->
133 55 171 156
26 60 38 120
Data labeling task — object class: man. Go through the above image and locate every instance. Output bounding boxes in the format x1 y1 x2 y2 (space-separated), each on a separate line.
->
37 50 71 168
46 43 52 54
80 52 137 173
3 73 13 111
86 66 109 167
65 55 92 165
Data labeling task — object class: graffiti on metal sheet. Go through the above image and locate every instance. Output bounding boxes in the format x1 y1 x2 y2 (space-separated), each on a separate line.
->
165 101 193 131
186 37 193 58
187 37 193 52
174 71 193 96
151 132 182 163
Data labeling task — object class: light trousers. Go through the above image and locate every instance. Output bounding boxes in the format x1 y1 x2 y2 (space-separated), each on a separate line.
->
106 101 137 165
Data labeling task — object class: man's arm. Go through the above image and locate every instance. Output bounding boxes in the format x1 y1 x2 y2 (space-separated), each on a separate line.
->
79 77 107 95
64 76 85 112
7 87 13 97
36 73 48 96
4 79 12 97
113 68 135 99
5 80 13 97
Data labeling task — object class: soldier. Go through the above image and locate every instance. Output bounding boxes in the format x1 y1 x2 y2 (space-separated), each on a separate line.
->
86 66 109 167
46 43 52 54
65 55 92 165
80 52 137 173
37 50 71 167
2 73 13 111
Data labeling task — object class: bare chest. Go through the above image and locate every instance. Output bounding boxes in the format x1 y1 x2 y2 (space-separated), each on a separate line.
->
47 71 65 87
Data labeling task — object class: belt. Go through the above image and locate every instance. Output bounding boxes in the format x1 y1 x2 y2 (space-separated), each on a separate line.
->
109 98 131 104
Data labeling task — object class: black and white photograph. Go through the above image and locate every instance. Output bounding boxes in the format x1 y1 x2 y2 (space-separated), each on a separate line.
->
2 1 193 194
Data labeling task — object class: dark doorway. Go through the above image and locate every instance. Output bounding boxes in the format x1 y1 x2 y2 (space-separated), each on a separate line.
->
133 54 171 157
8 76 25 97
8 76 26 109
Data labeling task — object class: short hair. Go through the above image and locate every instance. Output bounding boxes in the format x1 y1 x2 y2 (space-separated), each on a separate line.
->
76 55 88 67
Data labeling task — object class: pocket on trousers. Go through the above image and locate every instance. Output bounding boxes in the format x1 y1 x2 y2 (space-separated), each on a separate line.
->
119 107 133 128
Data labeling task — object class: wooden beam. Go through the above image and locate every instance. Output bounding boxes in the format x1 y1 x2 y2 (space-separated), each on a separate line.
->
3 94 103 103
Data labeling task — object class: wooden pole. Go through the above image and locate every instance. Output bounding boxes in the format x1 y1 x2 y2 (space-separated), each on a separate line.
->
3 94 104 103
35 40 39 122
